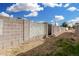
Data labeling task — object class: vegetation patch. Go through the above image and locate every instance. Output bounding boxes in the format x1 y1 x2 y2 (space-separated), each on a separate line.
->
17 33 79 56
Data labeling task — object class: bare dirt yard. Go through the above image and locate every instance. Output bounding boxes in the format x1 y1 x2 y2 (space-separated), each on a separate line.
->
17 31 79 56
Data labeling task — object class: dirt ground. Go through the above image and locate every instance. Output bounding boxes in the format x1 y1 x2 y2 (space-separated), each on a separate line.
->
0 39 44 56
17 31 79 56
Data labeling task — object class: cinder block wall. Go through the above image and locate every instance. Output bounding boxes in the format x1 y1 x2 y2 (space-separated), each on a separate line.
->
0 16 24 49
29 21 48 41
4 20 24 48
75 23 79 36
0 15 67 49
24 20 30 42
52 25 66 36
0 15 48 49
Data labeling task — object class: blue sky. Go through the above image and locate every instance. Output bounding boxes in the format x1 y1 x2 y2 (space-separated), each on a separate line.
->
0 3 79 26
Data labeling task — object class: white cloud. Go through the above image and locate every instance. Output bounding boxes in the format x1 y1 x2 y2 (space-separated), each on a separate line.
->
7 3 44 17
51 20 54 23
24 11 38 17
43 3 70 8
10 15 14 18
0 12 14 18
68 17 79 23
0 12 10 17
67 7 79 11
51 15 64 26
7 3 44 12
64 3 70 8
37 21 45 23
55 22 59 26
43 3 63 8
67 17 79 27
54 15 64 21
43 3 79 12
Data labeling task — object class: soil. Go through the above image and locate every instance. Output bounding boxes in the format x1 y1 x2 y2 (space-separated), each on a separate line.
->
17 31 79 56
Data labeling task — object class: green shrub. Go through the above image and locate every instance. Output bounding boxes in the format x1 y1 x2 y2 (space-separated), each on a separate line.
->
53 38 79 56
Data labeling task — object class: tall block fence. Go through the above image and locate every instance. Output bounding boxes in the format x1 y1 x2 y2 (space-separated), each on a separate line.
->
75 23 79 36
0 15 67 49
51 25 67 36
0 15 48 49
